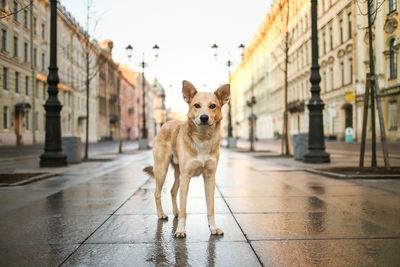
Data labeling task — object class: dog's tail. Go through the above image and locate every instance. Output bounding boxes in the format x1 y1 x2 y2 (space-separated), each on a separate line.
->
143 165 155 178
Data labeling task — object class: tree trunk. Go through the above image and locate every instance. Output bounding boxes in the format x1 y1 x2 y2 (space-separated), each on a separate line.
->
284 33 289 155
359 75 370 167
375 79 390 169
367 0 377 168
84 51 90 160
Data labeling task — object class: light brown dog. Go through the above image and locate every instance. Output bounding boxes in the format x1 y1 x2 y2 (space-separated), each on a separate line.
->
143 80 230 238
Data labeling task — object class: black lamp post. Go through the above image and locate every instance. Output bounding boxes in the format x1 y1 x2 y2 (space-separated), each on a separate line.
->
40 0 67 167
212 43 245 148
246 95 256 151
303 0 330 163
125 44 159 150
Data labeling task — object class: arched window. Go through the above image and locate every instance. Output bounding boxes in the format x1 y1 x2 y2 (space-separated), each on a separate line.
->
389 0 397 13
389 38 398 79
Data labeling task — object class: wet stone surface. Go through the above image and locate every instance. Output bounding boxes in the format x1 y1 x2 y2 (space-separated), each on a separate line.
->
0 149 400 266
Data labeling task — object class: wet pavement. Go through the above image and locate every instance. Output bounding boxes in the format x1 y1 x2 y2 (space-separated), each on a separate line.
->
0 147 400 266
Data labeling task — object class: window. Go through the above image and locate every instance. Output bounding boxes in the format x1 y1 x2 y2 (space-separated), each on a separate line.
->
389 39 398 79
13 0 17 21
389 0 397 13
1 29 6 51
349 57 353 83
348 12 352 39
35 78 38 98
25 110 30 129
329 25 333 50
34 48 37 67
15 71 19 93
33 17 37 35
24 9 28 28
25 76 29 96
35 112 38 130
1 0 7 10
3 106 9 129
42 81 46 100
3 67 8 90
13 35 18 57
389 100 398 130
23 42 28 62
340 61 344 86
41 24 45 40
322 31 326 54
339 18 343 44
41 53 45 71
330 66 334 90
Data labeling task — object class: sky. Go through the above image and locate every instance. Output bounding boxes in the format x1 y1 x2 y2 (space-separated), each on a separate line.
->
59 0 272 112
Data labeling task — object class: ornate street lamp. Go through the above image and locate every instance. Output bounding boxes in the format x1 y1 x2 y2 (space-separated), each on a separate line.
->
125 44 160 150
303 0 330 163
212 43 244 148
40 0 67 167
246 95 257 151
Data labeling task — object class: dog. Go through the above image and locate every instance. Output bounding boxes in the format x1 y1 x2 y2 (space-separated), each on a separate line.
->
143 80 230 238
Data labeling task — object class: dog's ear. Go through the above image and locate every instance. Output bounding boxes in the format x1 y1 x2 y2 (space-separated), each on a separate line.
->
214 84 230 106
182 80 198 104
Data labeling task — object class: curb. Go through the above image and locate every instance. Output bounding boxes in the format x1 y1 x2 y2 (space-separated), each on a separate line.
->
306 168 400 179
0 172 57 187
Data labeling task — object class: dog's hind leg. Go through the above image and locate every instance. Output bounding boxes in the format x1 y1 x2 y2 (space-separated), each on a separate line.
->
153 151 169 220
171 164 180 218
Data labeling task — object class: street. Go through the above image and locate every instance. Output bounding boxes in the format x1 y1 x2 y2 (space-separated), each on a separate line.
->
0 142 399 266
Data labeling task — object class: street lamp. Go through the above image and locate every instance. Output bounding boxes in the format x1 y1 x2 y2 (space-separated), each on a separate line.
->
125 44 160 150
246 95 257 151
303 0 330 163
211 43 244 148
40 0 67 167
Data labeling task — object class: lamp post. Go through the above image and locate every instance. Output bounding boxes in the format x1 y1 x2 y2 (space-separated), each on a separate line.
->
40 0 67 167
125 44 159 150
212 43 245 148
303 0 330 163
246 95 256 151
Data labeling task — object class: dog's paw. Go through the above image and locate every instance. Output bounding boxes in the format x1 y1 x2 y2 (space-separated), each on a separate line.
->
174 231 186 238
210 227 224 235
158 214 168 220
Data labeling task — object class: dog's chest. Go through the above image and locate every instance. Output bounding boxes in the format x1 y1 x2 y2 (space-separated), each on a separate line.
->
188 140 217 177
189 153 216 177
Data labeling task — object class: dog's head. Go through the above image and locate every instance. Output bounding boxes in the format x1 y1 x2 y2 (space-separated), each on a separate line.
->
182 80 230 127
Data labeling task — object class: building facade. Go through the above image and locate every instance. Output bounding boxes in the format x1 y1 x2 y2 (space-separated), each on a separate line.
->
0 1 125 145
118 63 139 140
230 0 399 141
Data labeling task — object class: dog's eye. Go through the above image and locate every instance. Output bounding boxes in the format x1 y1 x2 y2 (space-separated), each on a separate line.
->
194 104 201 108
209 104 216 109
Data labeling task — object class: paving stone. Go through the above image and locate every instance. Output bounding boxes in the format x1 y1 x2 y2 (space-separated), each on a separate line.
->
252 239 400 267
0 244 78 267
235 212 399 240
64 242 261 267
87 214 245 243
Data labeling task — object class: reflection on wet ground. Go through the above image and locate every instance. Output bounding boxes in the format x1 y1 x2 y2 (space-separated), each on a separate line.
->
0 149 400 266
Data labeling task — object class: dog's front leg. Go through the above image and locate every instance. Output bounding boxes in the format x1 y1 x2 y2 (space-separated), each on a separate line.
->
204 173 224 235
175 175 190 238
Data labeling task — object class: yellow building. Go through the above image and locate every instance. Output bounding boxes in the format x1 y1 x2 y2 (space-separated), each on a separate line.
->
230 0 399 141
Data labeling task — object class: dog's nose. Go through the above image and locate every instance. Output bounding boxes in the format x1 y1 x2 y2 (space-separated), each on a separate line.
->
200 114 209 123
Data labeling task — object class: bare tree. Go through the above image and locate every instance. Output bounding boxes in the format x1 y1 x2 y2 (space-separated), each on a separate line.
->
357 0 390 169
270 0 297 156
80 0 106 160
